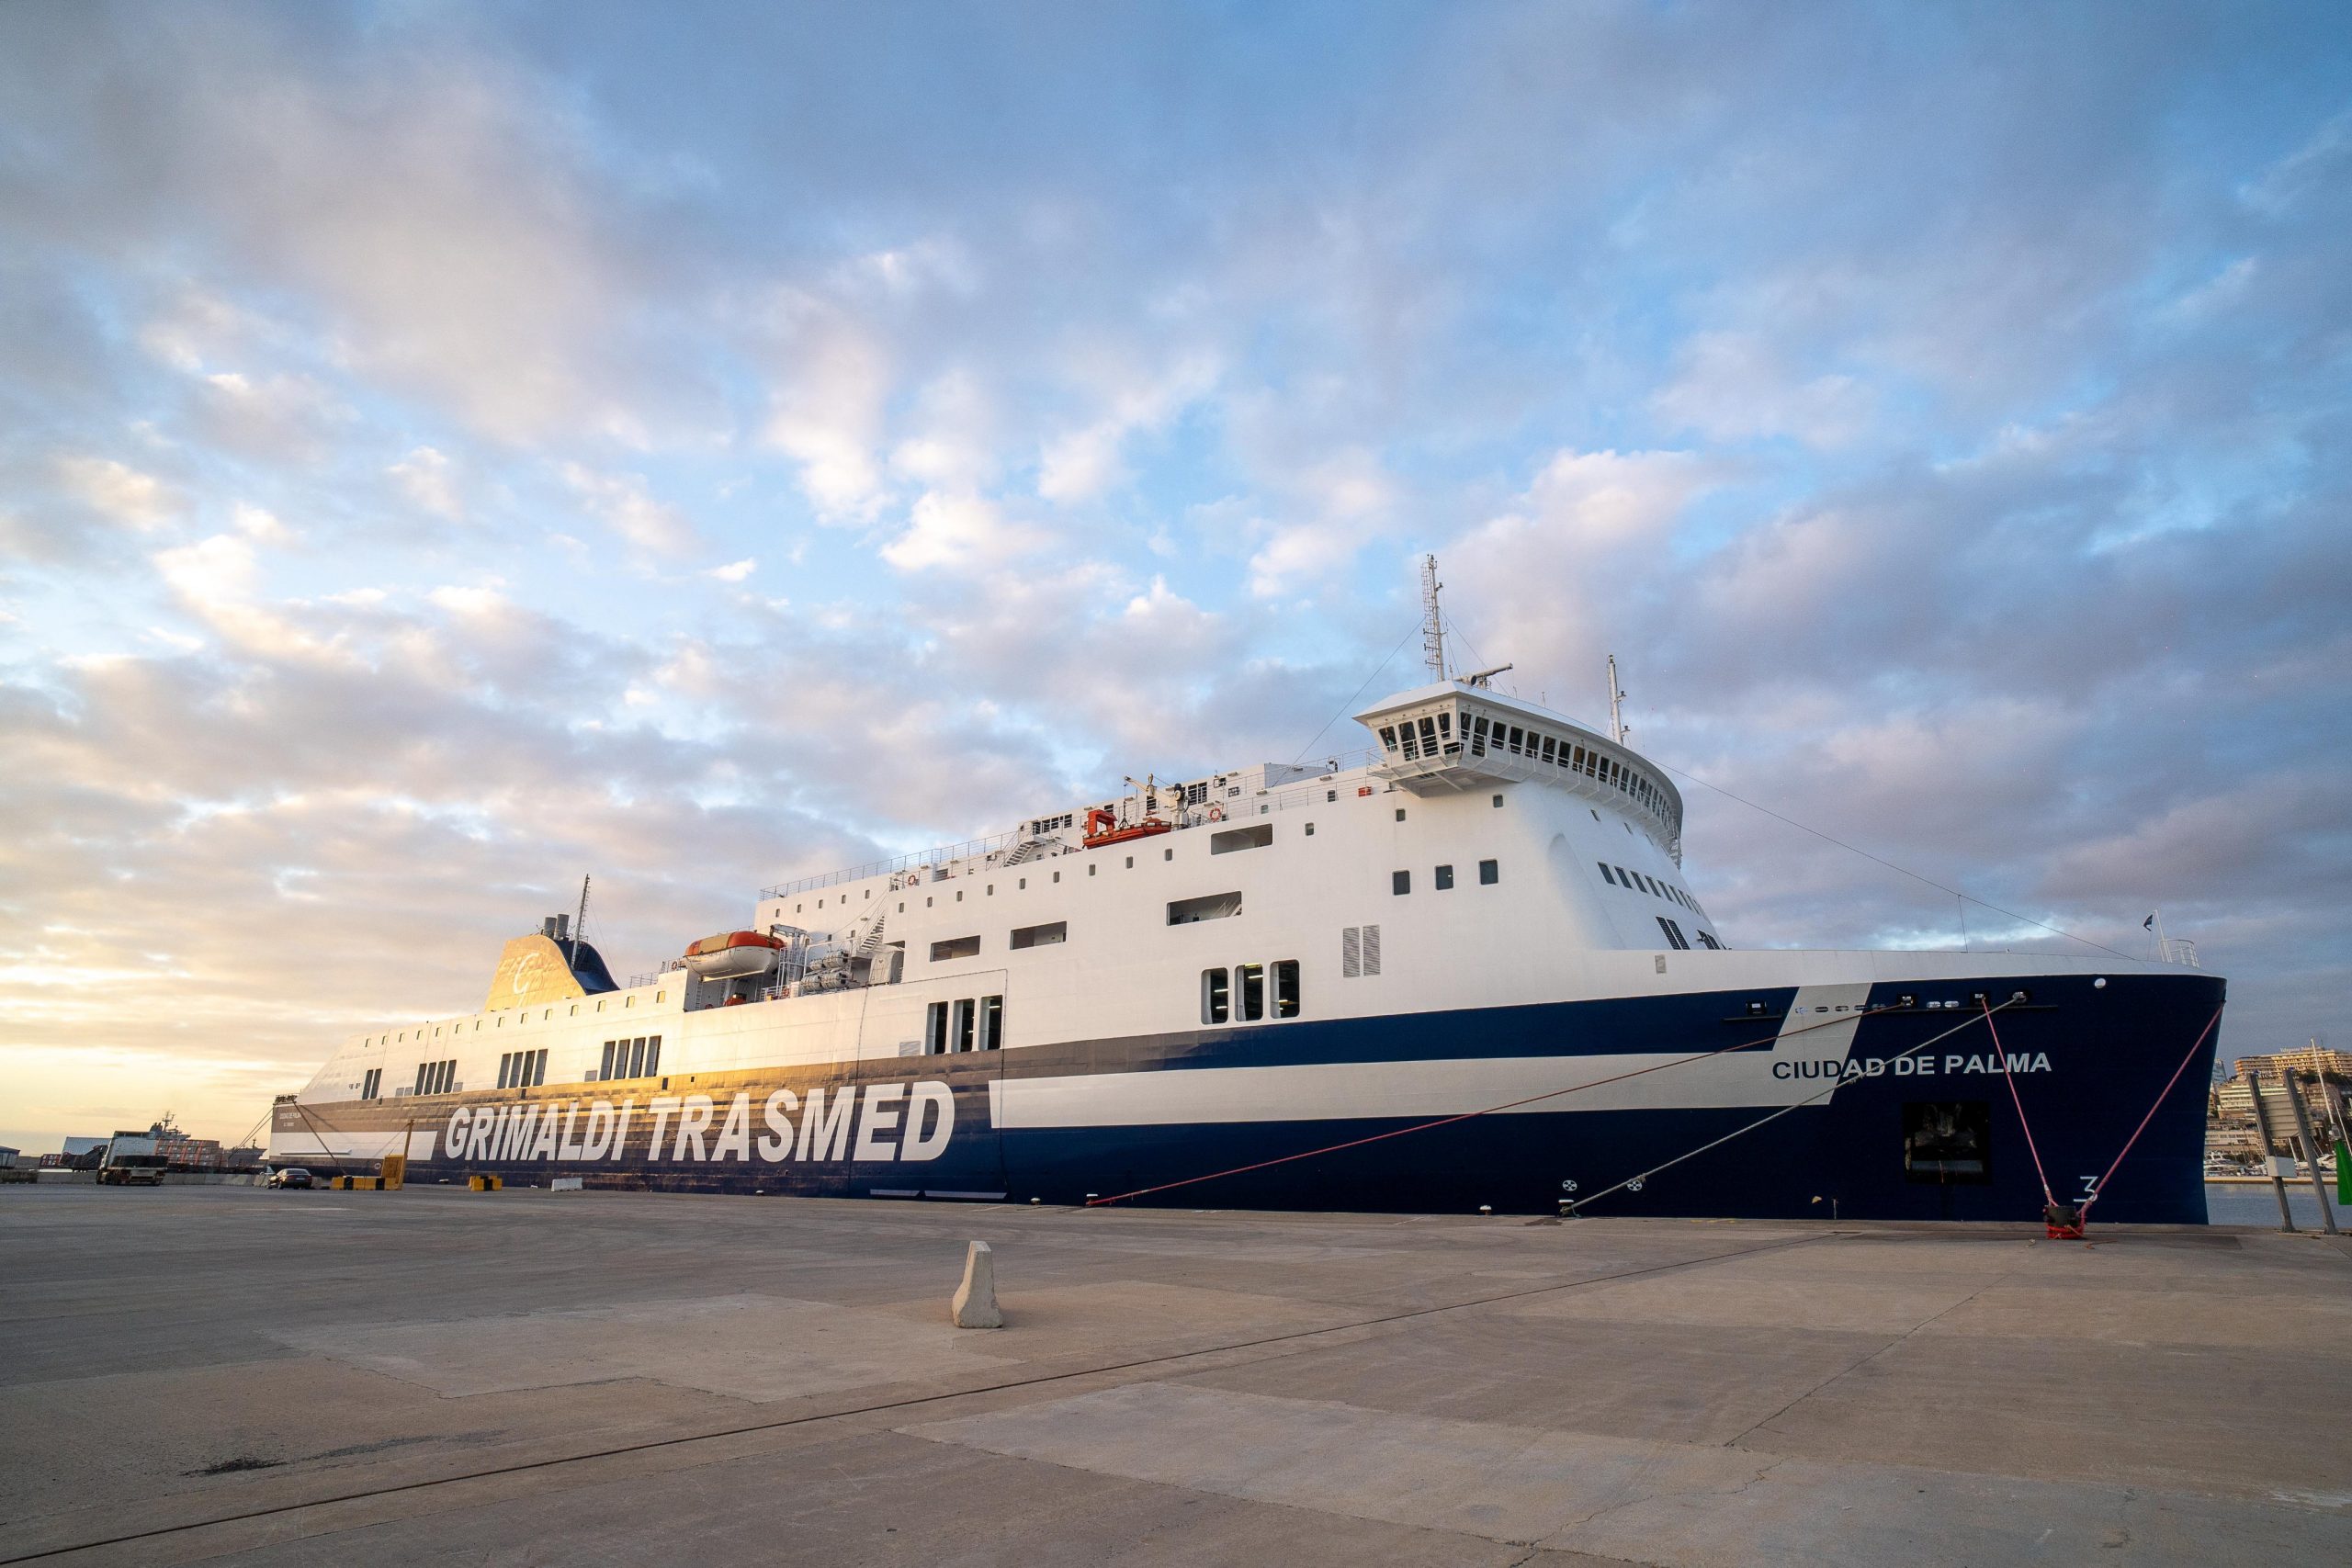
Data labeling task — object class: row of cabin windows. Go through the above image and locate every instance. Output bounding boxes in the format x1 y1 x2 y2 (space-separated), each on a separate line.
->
1600 861 1709 921
1201 960 1301 1024
925 996 1004 1053
598 1035 662 1081
361 992 661 1050
413 1059 458 1096
1393 861 1498 895
929 920 1069 964
497 1049 548 1089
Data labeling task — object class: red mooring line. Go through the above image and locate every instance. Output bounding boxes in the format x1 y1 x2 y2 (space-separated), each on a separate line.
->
1084 1003 1897 1208
1980 997 2054 1205
2080 1003 2224 1222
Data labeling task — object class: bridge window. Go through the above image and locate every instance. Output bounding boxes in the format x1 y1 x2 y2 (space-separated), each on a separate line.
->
1010 920 1066 950
931 934 981 962
1541 736 1556 763
1237 963 1264 1021
1469 716 1487 755
1419 716 1441 754
1273 960 1300 1018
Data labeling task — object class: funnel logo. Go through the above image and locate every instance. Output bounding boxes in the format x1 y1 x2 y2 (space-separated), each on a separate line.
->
511 950 547 997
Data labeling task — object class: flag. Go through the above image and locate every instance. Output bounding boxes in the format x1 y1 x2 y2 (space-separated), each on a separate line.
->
2143 914 2156 931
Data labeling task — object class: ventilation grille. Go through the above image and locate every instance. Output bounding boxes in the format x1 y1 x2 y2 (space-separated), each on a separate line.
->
1363 923 1381 976
1341 926 1361 978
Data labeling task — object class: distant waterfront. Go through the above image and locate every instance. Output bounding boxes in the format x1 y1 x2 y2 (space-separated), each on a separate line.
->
2204 1181 2340 1228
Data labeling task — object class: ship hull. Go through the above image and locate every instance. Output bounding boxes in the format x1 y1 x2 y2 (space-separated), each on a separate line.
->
272 969 2223 1224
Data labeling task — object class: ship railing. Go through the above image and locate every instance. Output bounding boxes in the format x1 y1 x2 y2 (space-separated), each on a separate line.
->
763 829 1024 900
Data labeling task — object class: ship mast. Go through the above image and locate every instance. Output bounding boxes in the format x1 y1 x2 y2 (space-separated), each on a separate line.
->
1420 554 1447 682
571 875 590 967
1607 654 1627 745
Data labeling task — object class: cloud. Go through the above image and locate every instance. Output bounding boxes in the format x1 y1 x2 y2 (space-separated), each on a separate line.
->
53 455 177 529
388 446 465 520
1036 352 1218 503
559 463 699 555
879 491 1047 572
757 294 892 519
1652 332 1875 448
706 558 757 583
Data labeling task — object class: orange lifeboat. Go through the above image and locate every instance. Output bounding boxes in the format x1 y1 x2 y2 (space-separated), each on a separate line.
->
1082 806 1172 850
680 930 785 981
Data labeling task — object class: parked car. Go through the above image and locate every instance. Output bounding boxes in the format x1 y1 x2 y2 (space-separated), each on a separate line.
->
266 1167 314 1190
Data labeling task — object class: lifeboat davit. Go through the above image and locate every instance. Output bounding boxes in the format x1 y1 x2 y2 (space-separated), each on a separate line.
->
680 930 785 981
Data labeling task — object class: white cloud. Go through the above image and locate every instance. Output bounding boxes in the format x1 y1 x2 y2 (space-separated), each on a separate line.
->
706 558 757 582
1035 352 1218 504
559 463 698 554
758 294 892 519
388 446 465 520
232 503 297 545
54 455 176 529
1652 332 1875 448
879 491 1047 572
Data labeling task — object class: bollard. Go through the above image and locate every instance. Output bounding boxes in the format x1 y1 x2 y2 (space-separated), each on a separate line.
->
950 1240 1003 1328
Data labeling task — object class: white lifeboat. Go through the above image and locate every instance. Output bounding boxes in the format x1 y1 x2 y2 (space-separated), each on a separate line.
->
680 930 785 981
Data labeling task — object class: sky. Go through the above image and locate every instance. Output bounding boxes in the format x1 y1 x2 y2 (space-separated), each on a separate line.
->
2 0 2347 1151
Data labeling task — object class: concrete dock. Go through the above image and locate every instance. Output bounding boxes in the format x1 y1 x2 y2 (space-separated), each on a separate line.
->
3 1187 2346 1566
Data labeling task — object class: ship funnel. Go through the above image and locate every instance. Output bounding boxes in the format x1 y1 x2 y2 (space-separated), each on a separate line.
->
542 913 571 942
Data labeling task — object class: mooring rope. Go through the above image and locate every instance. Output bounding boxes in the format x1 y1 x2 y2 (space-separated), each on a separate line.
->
1980 997 2055 1205
2077 1003 2225 1224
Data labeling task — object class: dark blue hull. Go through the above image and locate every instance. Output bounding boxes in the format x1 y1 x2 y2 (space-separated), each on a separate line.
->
277 969 2225 1224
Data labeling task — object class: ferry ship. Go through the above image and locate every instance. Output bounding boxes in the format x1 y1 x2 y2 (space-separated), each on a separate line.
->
270 570 2225 1222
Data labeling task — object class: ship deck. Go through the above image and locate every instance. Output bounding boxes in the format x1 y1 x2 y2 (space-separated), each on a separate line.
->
3 1185 2346 1565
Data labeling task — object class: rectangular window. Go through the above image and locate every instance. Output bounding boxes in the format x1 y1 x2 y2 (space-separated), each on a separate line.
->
1168 891 1243 924
1479 859 1498 886
600 1041 616 1079
1696 931 1723 950
1418 716 1440 756
1378 724 1398 754
1237 963 1264 1021
952 998 976 1054
533 1048 548 1087
1541 735 1556 763
1434 863 1454 890
645 1037 662 1077
1904 1101 1992 1183
496 1053 511 1089
1211 823 1273 854
1272 960 1300 1019
931 934 981 962
1203 967 1230 1023
1469 716 1487 756
1010 920 1067 949
926 1001 948 1055
980 995 1003 1051
1392 869 1410 896
1599 863 1617 885
1657 917 1690 951
1615 864 1634 888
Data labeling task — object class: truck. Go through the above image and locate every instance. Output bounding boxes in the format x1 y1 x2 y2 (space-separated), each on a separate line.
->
96 1131 168 1186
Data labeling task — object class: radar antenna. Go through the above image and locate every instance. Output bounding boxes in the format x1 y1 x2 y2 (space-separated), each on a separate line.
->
1420 554 1447 682
1607 654 1628 745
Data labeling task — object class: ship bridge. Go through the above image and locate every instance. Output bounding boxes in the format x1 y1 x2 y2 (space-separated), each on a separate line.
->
1355 681 1684 864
